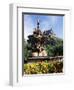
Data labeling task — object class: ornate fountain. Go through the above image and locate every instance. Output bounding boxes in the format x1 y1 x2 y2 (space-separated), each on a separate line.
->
27 19 47 58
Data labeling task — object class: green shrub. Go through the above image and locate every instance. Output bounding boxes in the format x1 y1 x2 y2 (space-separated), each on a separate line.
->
48 63 56 73
24 61 63 74
54 61 63 73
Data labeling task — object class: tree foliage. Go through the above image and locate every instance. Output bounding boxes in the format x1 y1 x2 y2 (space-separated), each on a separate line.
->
24 29 63 61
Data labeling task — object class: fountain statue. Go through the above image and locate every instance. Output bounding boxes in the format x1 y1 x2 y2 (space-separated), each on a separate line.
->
27 19 47 57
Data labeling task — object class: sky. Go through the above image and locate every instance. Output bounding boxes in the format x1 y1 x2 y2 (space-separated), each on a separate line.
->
24 14 64 40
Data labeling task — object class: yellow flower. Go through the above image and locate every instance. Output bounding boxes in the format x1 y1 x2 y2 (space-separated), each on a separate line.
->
31 64 35 68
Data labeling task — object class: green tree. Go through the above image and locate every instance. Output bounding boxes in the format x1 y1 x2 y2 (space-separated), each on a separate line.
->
45 45 54 56
24 40 32 62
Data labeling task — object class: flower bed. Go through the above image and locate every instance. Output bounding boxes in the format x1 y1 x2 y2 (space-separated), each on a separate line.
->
24 61 63 74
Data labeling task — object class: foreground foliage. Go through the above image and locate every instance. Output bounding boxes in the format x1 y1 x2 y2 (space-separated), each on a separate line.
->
24 61 63 74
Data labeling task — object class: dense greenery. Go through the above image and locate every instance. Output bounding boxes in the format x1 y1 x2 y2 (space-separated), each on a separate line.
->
24 40 32 62
24 21 63 74
24 36 63 61
24 61 63 74
44 37 63 56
